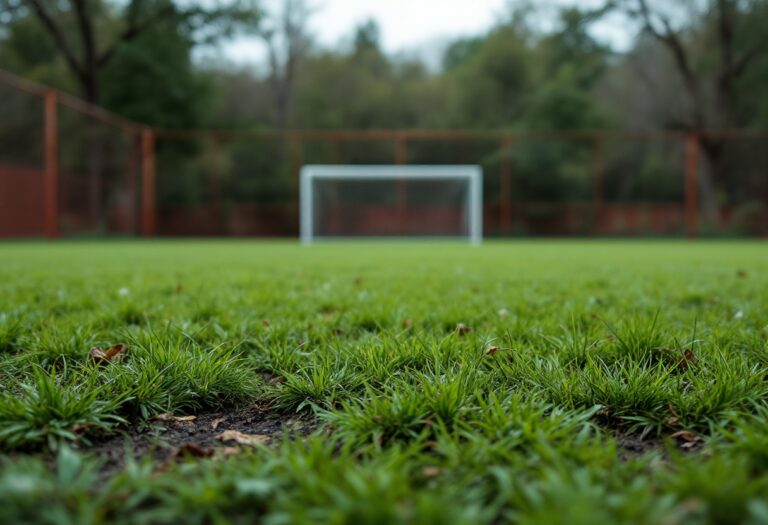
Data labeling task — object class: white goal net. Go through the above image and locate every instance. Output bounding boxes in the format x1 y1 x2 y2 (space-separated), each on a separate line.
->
300 165 482 244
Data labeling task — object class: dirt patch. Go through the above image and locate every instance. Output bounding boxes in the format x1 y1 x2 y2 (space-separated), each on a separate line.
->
87 404 320 478
615 432 667 460
614 430 705 462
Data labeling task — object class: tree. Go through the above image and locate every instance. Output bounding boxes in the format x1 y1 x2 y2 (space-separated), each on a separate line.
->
100 14 209 128
0 0 260 104
259 0 313 129
444 24 532 128
618 0 768 220
353 18 380 53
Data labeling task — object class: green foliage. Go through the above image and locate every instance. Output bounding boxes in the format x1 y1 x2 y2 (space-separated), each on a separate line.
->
100 14 211 128
0 368 127 449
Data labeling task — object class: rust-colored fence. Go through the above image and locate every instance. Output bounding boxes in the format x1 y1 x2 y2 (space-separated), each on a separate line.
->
1 69 767 239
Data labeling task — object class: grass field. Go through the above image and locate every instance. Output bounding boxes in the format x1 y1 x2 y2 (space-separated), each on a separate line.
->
1 240 768 524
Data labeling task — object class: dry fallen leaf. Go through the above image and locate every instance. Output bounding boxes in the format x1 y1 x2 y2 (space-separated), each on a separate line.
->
152 413 197 423
215 446 242 458
261 373 286 385
177 442 213 458
70 422 103 434
670 430 701 443
211 417 227 430
421 466 444 479
455 323 471 335
216 430 271 446
678 349 697 370
89 343 128 365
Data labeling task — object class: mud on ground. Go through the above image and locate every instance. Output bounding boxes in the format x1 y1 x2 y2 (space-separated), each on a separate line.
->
87 404 320 478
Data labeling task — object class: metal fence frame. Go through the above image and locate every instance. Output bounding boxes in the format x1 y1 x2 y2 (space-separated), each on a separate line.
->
2 68 766 239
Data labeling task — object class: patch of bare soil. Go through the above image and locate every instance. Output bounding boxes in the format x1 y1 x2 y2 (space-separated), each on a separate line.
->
614 430 705 462
87 404 320 478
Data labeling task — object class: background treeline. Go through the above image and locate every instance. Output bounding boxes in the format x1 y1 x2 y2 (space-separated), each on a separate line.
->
1 0 767 231
3 0 768 132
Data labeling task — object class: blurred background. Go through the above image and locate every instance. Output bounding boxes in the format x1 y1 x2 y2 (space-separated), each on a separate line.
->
1 0 767 239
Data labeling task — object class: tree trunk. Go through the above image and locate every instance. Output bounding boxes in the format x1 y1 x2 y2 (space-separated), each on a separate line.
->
81 73 106 231
698 137 726 226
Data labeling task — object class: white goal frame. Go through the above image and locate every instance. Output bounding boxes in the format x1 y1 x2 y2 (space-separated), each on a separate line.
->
300 165 483 244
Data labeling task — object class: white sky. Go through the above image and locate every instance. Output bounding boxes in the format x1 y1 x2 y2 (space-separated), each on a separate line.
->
218 0 634 69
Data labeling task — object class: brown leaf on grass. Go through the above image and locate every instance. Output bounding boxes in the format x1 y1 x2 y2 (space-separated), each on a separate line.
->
261 372 286 385
665 403 680 426
455 323 471 335
70 422 104 434
89 343 128 365
215 446 242 458
421 466 444 479
319 307 336 319
595 407 611 418
484 346 500 356
678 349 697 370
177 443 213 458
211 417 227 430
679 498 705 514
670 430 701 443
216 430 271 446
152 413 197 423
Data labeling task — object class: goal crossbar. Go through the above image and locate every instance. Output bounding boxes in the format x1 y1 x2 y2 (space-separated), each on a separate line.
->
300 165 483 244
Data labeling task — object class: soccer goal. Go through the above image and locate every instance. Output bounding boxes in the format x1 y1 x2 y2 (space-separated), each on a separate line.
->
300 165 482 244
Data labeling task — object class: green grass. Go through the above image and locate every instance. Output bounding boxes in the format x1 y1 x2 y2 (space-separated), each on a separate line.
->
1 240 768 524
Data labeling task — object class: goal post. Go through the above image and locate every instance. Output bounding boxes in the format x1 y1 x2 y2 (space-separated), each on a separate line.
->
300 165 483 244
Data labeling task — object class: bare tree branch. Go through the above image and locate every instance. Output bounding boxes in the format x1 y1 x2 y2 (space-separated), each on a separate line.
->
70 0 97 85
635 0 704 127
24 0 84 78
260 0 312 128
716 0 735 73
97 2 177 67
730 35 768 78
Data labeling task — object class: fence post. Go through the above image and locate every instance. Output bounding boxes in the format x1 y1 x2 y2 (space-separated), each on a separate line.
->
592 135 605 235
43 90 59 239
329 137 341 164
685 133 699 239
394 136 407 165
125 131 139 235
395 136 408 232
499 135 512 234
141 128 156 237
291 135 304 234
209 135 224 235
